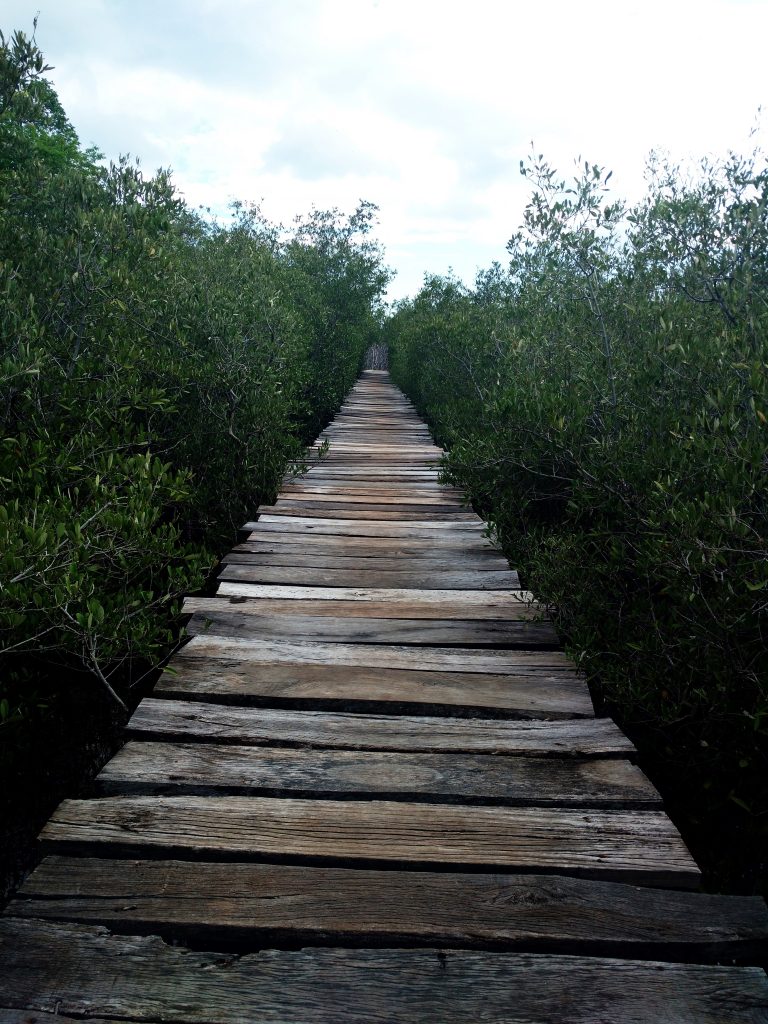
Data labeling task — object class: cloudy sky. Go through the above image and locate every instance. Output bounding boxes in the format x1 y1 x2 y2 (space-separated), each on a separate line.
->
5 0 767 299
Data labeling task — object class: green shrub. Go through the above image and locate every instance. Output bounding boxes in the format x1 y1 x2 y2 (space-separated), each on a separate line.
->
388 148 768 889
0 27 387 712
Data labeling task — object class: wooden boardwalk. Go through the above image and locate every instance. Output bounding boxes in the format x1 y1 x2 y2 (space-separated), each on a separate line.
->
2 370 767 1021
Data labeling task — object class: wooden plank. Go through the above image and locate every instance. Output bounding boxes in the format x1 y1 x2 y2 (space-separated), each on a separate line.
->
222 550 512 572
218 564 520 589
245 528 498 548
155 660 594 719
182 609 559 647
278 492 464 504
179 636 572 674
291 469 442 479
95 741 659 807
258 506 479 521
191 593 543 620
12 858 768 959
279 484 459 495
272 499 471 514
258 513 482 525
305 444 437 449
231 536 501 556
245 519 487 537
274 491 465 506
40 796 700 885
303 454 441 463
127 699 634 754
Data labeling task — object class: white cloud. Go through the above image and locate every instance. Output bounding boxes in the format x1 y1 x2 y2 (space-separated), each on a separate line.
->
4 0 767 298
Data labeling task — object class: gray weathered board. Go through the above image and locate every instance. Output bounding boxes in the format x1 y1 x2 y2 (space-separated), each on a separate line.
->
4 369 766 1021
1 920 767 1023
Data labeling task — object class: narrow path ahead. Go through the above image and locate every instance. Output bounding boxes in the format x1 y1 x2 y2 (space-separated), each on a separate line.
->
2 370 767 1021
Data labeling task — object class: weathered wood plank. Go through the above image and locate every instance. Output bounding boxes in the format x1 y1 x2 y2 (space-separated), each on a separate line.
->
155 660 594 718
290 469 442 480
252 515 486 530
40 796 700 885
223 549 511 571
246 519 487 538
179 636 573 673
210 587 536 617
11 858 768 960
96 741 658 807
127 699 633 754
157 637 592 717
245 527 497 548
274 491 466 507
183 609 558 648
218 563 521 589
279 484 461 496
259 505 479 521
272 499 471 514
7 930 759 1024
240 529 491 545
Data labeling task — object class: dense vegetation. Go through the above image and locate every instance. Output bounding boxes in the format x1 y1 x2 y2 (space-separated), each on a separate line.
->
2 24 765 898
387 147 768 891
0 28 387 729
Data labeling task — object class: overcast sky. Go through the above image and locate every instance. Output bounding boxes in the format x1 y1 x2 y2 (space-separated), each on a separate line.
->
5 0 767 299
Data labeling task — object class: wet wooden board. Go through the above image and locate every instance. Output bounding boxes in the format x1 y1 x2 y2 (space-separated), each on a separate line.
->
96 741 659 806
40 796 700 886
12 859 768 959
127 699 633 754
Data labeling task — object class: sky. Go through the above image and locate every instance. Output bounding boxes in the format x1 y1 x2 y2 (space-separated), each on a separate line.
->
4 0 767 300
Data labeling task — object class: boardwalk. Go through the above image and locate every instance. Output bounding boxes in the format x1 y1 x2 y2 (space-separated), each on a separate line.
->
2 370 767 1021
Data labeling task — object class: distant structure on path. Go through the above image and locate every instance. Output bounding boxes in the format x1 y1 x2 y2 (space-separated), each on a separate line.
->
363 342 388 369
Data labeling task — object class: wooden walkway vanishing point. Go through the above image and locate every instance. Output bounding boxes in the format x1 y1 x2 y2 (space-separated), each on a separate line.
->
2 370 767 1021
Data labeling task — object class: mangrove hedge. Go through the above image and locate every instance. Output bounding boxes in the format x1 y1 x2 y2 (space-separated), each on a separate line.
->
387 146 768 891
0 26 389 719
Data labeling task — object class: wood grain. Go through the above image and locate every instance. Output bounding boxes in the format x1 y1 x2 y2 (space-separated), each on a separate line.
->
12 858 768 958
245 517 487 534
218 563 520 589
210 587 536 616
199 591 541 619
179 635 574 673
222 549 511 571
156 657 594 718
182 609 558 648
96 741 658 806
127 699 633 753
2 920 766 1022
40 795 700 885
